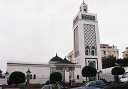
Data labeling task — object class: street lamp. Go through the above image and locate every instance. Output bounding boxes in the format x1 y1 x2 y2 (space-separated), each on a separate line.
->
0 69 2 79
26 68 31 85
97 70 102 80
4 71 9 79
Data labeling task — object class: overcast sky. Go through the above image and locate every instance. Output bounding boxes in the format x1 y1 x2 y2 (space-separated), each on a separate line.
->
0 0 128 72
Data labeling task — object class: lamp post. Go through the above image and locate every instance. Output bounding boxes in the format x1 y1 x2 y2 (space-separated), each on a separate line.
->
4 71 9 79
5 71 9 84
97 70 102 80
0 69 2 79
26 68 31 85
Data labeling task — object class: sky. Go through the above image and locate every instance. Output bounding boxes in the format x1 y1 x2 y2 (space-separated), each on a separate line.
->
0 0 128 72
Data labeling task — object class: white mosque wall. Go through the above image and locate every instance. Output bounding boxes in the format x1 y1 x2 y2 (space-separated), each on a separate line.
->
102 66 128 74
7 61 50 79
74 65 87 83
65 71 69 83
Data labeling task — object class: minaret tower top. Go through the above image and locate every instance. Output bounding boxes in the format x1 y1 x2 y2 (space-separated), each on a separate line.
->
79 0 88 13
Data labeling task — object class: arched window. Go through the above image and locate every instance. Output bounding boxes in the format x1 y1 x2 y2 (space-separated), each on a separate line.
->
91 46 95 56
85 50 89 55
91 50 94 56
85 46 90 55
30 74 32 79
33 74 36 79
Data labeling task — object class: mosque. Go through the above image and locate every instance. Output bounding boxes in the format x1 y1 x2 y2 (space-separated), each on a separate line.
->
1 1 102 84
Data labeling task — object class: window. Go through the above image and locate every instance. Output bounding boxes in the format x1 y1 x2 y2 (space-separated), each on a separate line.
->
86 15 89 19
91 50 94 56
85 50 89 55
90 16 92 20
91 46 95 56
92 16 95 20
30 74 32 79
82 15 84 19
33 74 36 79
83 6 87 12
103 51 106 55
84 9 86 12
81 15 95 21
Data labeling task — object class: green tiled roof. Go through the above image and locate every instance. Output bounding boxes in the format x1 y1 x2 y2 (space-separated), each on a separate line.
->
49 53 63 62
56 58 76 64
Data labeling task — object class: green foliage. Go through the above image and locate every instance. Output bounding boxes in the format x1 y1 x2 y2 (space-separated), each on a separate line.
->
102 55 116 69
111 66 125 83
8 71 25 86
7 80 13 85
111 66 125 75
82 66 97 77
50 72 62 83
45 80 52 85
116 58 128 67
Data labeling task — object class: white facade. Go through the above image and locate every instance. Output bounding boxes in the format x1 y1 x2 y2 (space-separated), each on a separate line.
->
5 60 82 84
7 61 50 79
73 2 102 71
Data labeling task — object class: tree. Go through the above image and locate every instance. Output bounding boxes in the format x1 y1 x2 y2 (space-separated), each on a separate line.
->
8 71 25 87
102 55 116 69
82 66 97 81
111 66 125 83
50 72 62 84
116 59 124 66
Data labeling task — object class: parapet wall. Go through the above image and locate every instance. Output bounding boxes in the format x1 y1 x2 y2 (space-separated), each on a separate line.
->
7 60 49 64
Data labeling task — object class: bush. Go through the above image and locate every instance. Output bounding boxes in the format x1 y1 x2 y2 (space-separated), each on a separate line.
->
111 66 125 75
8 71 25 87
111 66 125 83
50 72 62 83
45 80 52 85
105 83 128 89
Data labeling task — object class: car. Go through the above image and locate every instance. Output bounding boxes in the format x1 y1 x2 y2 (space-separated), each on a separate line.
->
72 80 106 89
41 85 52 89
120 72 128 82
41 84 63 89
57 84 64 89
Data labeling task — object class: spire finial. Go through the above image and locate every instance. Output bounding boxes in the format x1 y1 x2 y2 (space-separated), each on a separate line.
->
56 53 57 56
83 0 84 3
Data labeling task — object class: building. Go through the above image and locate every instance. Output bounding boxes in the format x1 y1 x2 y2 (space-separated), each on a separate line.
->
73 1 102 70
67 44 119 63
6 54 80 84
122 47 128 58
100 44 119 59
67 51 73 62
0 2 103 85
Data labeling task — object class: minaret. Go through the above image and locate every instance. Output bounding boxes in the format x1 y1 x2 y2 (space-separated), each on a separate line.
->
73 2 102 70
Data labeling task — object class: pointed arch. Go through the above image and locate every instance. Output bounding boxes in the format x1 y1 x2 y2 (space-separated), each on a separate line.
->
85 46 90 55
91 46 95 56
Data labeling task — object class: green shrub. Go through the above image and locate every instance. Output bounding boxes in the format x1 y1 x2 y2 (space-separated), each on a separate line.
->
45 80 51 85
105 83 128 89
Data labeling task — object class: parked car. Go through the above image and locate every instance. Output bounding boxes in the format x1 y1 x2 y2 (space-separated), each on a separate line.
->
41 85 52 89
71 80 106 89
41 84 63 89
57 84 64 89
120 72 128 82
